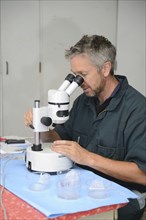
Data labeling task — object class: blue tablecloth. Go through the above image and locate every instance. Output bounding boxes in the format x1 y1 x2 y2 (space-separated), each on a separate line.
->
0 154 137 218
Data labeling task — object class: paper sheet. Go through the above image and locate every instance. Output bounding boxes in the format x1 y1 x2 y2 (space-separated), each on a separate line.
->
0 157 138 218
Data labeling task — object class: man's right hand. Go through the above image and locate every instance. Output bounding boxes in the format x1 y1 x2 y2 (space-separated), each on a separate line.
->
24 109 33 128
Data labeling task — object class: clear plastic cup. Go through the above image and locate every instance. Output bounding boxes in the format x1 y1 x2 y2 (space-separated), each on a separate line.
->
87 178 111 199
57 169 81 200
26 172 51 191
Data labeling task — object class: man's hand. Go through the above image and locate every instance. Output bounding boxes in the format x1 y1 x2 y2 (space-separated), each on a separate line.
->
51 140 146 186
24 109 33 127
51 140 90 165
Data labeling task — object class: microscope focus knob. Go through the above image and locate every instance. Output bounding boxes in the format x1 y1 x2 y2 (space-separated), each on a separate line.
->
41 117 52 126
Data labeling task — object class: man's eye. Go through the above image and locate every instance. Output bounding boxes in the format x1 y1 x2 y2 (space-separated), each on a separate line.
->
81 73 87 78
74 72 88 78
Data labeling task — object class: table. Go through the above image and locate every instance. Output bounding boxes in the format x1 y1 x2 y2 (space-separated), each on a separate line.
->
0 186 127 220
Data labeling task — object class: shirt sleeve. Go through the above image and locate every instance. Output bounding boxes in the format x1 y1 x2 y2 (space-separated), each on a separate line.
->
124 98 146 172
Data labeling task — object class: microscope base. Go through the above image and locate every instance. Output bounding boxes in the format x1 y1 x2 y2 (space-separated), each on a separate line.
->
26 144 73 174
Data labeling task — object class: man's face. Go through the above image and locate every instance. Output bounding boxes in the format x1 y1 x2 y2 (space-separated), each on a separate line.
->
70 54 106 97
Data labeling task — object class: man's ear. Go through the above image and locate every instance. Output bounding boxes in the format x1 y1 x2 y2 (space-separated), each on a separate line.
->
102 61 112 77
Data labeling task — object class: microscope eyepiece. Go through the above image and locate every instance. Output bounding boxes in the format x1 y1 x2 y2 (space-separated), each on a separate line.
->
58 73 75 91
65 73 75 83
73 75 84 86
65 75 84 96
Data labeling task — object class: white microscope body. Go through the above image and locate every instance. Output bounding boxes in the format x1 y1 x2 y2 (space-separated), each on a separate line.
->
26 74 83 174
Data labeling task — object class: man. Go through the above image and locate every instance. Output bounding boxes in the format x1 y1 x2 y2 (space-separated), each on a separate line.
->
25 35 146 220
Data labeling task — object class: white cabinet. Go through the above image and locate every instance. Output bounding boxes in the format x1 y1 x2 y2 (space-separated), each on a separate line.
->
0 0 118 136
0 0 40 136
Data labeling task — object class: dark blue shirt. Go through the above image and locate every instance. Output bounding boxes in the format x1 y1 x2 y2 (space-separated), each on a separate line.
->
55 75 146 192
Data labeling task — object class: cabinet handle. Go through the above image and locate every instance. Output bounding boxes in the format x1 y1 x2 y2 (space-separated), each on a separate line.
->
39 62 42 73
6 61 9 75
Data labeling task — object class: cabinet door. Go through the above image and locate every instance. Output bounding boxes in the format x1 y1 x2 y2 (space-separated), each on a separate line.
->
0 0 40 136
39 0 118 106
116 0 145 96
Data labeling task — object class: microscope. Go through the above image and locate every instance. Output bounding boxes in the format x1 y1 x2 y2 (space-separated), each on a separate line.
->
26 73 84 174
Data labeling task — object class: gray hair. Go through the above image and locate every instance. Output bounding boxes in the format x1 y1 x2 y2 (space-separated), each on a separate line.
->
65 35 116 75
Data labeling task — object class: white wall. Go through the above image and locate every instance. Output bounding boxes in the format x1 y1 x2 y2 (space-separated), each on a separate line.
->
39 0 118 106
116 0 146 96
